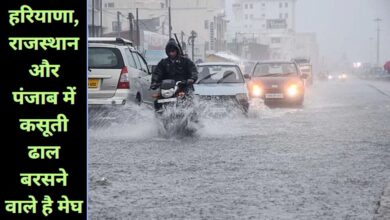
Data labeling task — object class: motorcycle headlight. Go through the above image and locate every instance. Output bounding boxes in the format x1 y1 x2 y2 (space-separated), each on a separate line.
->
178 92 185 98
161 88 175 98
287 84 299 97
252 85 263 97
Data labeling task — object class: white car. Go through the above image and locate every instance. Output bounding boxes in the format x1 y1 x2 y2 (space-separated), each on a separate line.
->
194 63 250 114
88 38 154 106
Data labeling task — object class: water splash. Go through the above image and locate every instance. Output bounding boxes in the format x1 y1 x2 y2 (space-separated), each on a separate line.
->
88 98 302 140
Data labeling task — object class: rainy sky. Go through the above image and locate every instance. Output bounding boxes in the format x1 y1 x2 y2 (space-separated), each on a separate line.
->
226 0 390 67
295 0 390 66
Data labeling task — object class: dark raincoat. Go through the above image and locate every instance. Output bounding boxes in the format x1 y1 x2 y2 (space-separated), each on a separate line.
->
151 39 198 85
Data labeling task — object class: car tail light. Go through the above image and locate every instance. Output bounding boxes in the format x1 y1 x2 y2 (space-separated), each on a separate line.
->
117 66 130 89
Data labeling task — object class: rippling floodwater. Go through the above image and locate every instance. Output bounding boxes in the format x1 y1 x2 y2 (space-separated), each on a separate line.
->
88 80 390 219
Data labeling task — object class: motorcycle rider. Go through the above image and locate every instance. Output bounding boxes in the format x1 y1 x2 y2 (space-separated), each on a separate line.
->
150 38 198 91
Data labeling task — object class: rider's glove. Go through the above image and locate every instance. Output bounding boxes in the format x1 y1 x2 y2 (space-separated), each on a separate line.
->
187 79 195 85
150 83 158 90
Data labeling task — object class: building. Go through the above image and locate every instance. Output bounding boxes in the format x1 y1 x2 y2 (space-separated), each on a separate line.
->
293 32 319 73
169 0 228 61
100 0 166 35
97 0 173 51
228 0 298 60
92 0 227 60
88 0 103 37
230 0 296 34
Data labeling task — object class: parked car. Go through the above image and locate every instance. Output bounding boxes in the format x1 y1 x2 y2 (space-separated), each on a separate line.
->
88 37 154 106
247 61 307 106
194 63 250 114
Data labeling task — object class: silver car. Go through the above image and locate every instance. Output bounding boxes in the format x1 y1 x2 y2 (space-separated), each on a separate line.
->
88 38 154 106
194 63 250 114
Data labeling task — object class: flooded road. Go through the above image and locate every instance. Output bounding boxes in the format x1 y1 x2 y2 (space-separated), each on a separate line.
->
88 79 390 219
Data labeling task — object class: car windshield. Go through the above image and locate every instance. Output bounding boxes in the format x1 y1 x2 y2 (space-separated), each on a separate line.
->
197 65 244 84
144 50 167 64
88 48 122 69
254 63 298 77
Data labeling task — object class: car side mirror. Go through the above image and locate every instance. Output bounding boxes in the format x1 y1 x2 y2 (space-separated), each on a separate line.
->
244 74 251 80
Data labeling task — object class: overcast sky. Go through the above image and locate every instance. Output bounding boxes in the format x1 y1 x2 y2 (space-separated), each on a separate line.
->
295 0 390 66
225 0 390 66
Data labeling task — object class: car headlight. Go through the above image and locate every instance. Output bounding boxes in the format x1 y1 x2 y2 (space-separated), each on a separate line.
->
252 85 263 97
236 93 248 101
328 75 333 80
161 88 175 98
342 74 347 79
287 84 299 97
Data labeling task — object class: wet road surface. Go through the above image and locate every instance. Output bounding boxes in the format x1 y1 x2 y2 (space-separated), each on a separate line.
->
88 79 390 219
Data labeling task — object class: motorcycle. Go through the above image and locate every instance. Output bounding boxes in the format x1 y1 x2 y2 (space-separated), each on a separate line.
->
153 79 199 137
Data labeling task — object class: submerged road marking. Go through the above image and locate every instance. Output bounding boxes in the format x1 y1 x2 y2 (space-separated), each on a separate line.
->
367 84 390 99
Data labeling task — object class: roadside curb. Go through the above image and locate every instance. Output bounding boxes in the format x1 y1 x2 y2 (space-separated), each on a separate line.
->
374 183 390 220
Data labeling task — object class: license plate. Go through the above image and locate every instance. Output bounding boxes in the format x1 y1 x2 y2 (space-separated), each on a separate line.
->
88 79 100 89
265 93 284 99
157 98 177 103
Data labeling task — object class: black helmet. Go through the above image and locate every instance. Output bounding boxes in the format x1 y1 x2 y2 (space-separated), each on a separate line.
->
165 38 180 56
